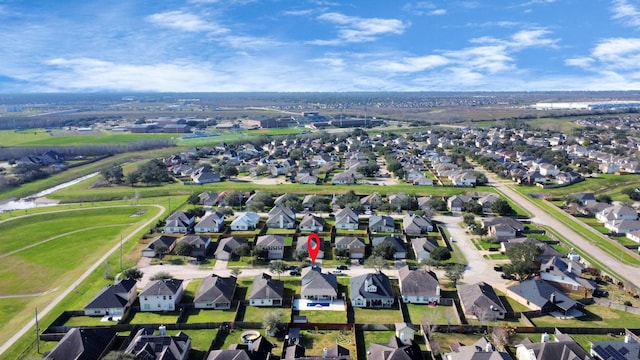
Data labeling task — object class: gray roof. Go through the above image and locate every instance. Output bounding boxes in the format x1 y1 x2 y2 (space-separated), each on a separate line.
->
517 331 591 360
195 212 224 229
85 278 137 310
369 214 394 229
350 271 394 300
249 273 284 301
125 328 191 360
508 279 578 313
368 336 423 360
207 349 252 360
371 236 406 253
215 237 249 256
398 266 439 298
44 327 116 360
457 282 506 315
144 235 177 252
446 337 512 360
195 274 237 304
335 236 365 247
301 266 338 298
299 214 325 228
256 234 285 247
140 278 183 297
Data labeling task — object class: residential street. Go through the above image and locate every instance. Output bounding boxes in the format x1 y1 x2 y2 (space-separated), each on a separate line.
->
486 173 640 289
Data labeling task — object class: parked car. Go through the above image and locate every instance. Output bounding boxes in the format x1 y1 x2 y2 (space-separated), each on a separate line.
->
493 265 503 272
336 265 349 270
289 270 301 276
593 289 609 298
332 269 343 275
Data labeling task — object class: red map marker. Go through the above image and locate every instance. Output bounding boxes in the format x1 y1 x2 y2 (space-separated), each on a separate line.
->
307 233 320 263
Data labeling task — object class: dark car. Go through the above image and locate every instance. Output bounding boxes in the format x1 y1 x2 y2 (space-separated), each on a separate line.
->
336 265 349 270
289 270 301 276
593 289 609 298
493 265 503 272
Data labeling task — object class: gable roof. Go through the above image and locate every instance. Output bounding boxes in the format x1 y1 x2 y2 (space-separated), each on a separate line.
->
350 271 394 300
457 282 506 315
140 278 183 297
125 328 191 360
508 279 579 313
368 336 423 360
195 274 237 304
301 266 338 298
215 237 249 257
335 236 365 248
44 327 116 360
256 234 285 247
398 266 439 298
249 273 284 301
85 278 137 310
144 235 178 253
299 214 325 228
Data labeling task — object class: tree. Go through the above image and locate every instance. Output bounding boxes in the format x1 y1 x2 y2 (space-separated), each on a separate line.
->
175 241 193 258
463 213 475 225
269 260 286 279
492 325 516 350
122 267 144 281
504 242 542 280
230 268 242 277
101 165 124 185
232 243 251 257
150 271 173 280
247 192 274 212
430 247 452 262
187 193 201 206
444 263 465 287
294 248 308 261
491 198 513 216
596 194 612 204
263 311 285 337
335 247 348 260
372 241 396 260
155 244 168 259
364 255 388 272
253 246 269 262
220 164 239 178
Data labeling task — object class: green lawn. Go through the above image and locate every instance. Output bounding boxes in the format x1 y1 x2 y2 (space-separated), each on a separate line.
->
353 306 403 324
405 304 460 325
184 308 237 323
296 310 347 323
241 305 287 323
62 315 114 327
362 331 396 351
299 329 357 357
127 311 180 325
220 328 284 352
530 304 640 328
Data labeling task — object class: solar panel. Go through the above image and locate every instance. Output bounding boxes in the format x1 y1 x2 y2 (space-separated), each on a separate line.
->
605 344 627 360
619 347 629 355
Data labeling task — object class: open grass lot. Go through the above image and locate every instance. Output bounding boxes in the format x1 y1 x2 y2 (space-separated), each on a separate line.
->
529 304 640 328
296 309 347 323
127 311 180 325
184 308 237 323
0 203 162 360
353 306 403 324
299 329 357 357
0 129 177 146
514 174 640 198
405 304 460 325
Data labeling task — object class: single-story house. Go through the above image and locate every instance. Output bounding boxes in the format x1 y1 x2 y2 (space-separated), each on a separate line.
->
335 236 366 259
230 212 260 231
142 235 177 258
255 234 285 260
214 237 248 260
194 211 225 233
457 282 506 322
301 266 339 301
398 265 440 304
249 273 284 306
298 214 325 232
84 279 138 317
176 235 211 258
194 274 237 309
369 214 395 233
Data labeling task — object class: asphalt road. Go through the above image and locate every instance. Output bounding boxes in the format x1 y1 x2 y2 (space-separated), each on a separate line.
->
486 174 640 289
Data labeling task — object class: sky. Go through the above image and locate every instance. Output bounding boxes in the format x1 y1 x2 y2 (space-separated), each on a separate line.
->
1 0 640 93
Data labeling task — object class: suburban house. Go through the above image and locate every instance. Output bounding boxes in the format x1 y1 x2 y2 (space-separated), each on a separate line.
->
194 274 237 309
164 211 194 233
596 204 638 223
334 208 359 230
590 330 640 360
266 206 296 229
403 214 433 235
194 211 225 233
298 214 325 232
457 282 506 322
255 235 285 260
176 235 211 258
368 336 423 360
482 217 525 241
361 192 383 212
142 235 177 258
124 327 191 360
249 273 284 306
538 256 596 295
335 236 366 259
507 279 583 318
410 237 439 262
214 236 249 260
371 235 407 259
300 266 339 301
84 279 138 318
350 271 395 308
444 337 511 360
450 171 476 187
369 214 395 233
44 328 117 360
296 235 324 259
515 330 591 360
605 219 640 234
139 278 184 312
230 212 260 231
191 167 221 184
198 191 218 206
398 265 440 304
447 195 472 212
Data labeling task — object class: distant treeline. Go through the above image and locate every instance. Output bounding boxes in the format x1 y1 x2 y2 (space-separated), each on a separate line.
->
0 114 120 130
0 139 174 161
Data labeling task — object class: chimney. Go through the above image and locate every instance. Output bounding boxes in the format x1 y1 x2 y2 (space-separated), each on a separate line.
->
541 332 549 343
624 335 631 343
550 293 556 303
159 325 166 336
485 342 493 352
436 285 441 297
567 262 572 273
248 341 254 352
323 347 328 358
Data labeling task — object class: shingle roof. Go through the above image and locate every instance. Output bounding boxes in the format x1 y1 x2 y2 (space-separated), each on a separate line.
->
85 278 137 310
195 274 237 304
140 278 183 297
350 271 394 300
249 273 284 301
398 266 439 298
44 327 116 360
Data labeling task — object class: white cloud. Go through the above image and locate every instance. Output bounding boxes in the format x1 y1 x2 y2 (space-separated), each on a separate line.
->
565 57 594 68
146 11 228 34
312 12 407 44
520 0 556 6
510 29 558 48
368 55 450 72
611 0 640 27
591 37 640 70
429 9 447 16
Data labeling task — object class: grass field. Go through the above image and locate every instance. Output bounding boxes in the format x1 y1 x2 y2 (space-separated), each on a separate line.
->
0 204 163 360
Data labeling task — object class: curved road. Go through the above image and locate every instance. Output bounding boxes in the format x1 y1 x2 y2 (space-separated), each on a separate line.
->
487 175 640 289
0 204 166 357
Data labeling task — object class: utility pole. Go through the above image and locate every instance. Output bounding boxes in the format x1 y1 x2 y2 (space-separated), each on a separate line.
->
120 234 123 272
35 308 40 353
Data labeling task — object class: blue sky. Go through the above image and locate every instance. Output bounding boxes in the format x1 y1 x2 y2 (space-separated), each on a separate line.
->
1 0 640 92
